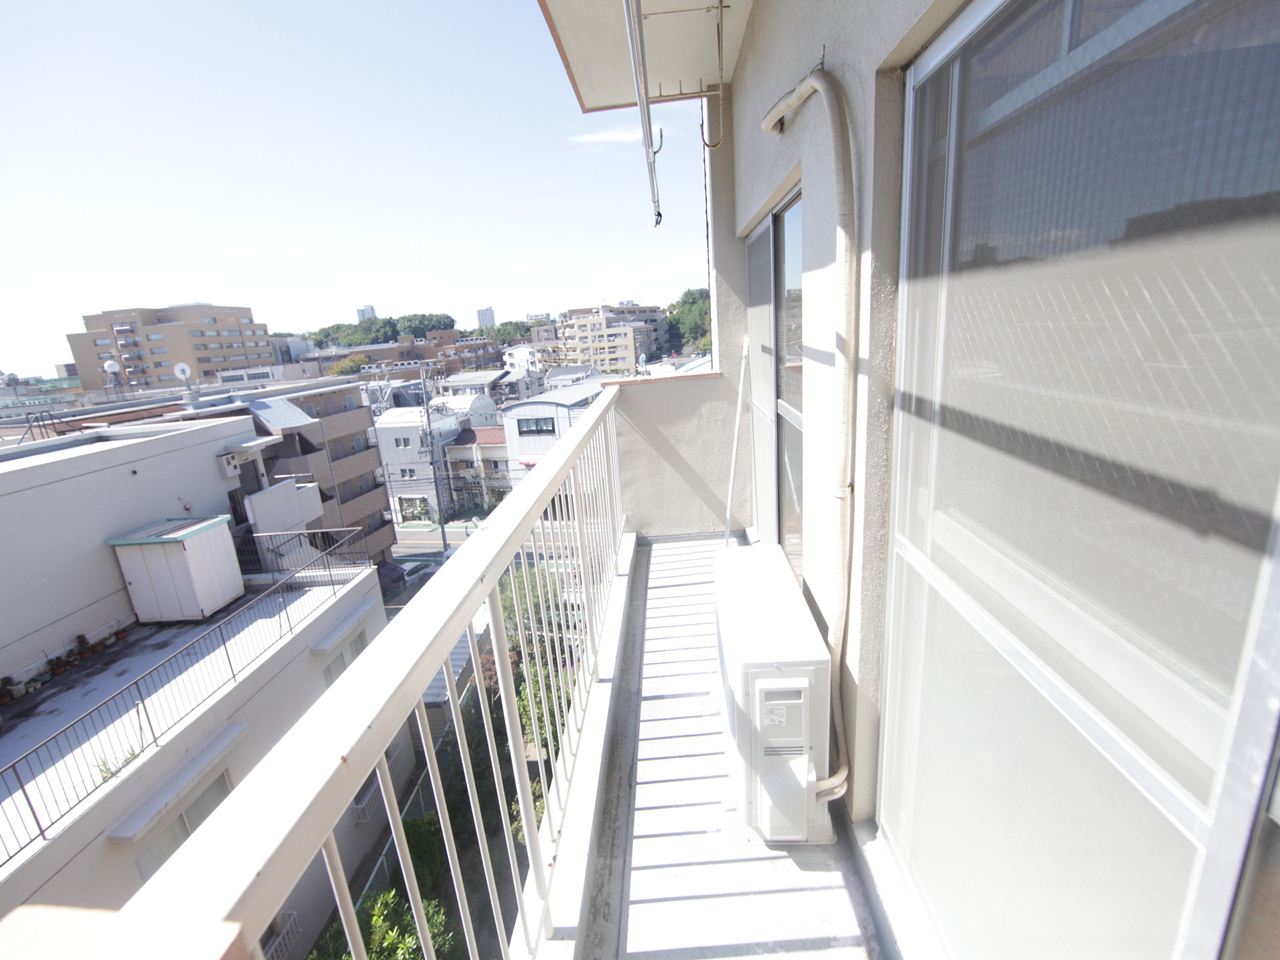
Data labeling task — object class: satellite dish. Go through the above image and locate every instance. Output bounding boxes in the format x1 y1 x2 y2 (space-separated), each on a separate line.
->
102 359 120 374
174 362 192 381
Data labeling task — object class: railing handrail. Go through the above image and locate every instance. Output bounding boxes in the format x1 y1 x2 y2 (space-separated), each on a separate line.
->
0 527 370 841
123 385 621 935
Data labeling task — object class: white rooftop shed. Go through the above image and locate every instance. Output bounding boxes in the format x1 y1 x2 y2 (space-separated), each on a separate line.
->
107 516 244 623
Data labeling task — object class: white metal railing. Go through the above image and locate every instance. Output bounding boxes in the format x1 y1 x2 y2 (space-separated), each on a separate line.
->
121 386 626 959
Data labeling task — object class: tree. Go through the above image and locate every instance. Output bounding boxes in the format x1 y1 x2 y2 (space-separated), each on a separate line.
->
307 889 456 960
395 314 456 338
666 288 710 354
327 353 371 375
490 321 531 347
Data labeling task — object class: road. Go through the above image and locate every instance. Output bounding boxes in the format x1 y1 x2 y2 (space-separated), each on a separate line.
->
391 521 479 554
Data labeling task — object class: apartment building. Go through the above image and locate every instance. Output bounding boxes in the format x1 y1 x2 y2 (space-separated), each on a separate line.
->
0 418 394 942
437 368 545 405
555 302 668 375
67 305 272 392
373 405 460 523
444 425 509 513
477 306 496 329
12 3 1280 960
501 379 603 482
252 383 395 563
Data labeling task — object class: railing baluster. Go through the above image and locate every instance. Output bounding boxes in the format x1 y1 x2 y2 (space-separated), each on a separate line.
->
465 622 533 951
134 683 159 746
374 753 438 960
547 496 581 745
542 496 573 739
443 651 511 960
608 407 624 547
559 484 589 733
512 550 559 817
321 831 369 960
487 587 552 942
10 765 45 841
412 700 481 960
532 517 568 756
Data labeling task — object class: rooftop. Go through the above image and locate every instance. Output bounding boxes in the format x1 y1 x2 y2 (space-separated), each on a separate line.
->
450 425 507 447
373 406 429 428
506 380 603 408
441 370 509 387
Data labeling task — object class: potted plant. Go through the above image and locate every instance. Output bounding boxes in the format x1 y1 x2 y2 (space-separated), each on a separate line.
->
76 635 93 660
3 676 25 700
47 656 66 677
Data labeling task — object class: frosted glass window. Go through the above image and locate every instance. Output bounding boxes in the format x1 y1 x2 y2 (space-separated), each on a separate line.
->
884 0 1280 955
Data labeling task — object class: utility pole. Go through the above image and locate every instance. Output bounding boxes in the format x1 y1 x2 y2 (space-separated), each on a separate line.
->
421 365 449 552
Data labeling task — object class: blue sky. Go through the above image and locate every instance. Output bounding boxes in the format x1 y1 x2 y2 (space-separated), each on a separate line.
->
0 1 709 375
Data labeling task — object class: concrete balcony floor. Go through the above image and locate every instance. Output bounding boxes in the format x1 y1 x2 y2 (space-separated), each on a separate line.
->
581 538 881 959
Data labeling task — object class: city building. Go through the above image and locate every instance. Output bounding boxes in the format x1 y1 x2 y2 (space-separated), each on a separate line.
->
247 382 395 563
355 306 377 323
476 306 496 329
529 321 561 370
303 332 503 379
373 405 460 523
53 363 77 378
501 379 603 482
525 312 551 325
502 343 540 375
554 303 668 375
67 305 271 392
542 364 602 390
444 425 509 514
437 368 545 405
0 417 393 944
269 336 317 366
8 3 1280 960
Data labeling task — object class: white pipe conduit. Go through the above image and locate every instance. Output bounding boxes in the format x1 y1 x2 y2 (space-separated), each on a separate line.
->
761 68 859 804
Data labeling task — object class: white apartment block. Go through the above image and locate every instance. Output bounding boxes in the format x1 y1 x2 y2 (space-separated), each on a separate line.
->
501 380 603 482
476 306 496 329
373 405 460 523
0 418 395 952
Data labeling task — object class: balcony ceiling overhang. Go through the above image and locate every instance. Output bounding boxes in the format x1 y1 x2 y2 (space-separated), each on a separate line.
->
538 0 753 112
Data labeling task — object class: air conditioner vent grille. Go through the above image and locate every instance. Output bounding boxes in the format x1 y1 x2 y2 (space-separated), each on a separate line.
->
764 745 804 757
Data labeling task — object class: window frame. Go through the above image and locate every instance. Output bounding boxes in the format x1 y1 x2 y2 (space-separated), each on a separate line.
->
884 4 1280 957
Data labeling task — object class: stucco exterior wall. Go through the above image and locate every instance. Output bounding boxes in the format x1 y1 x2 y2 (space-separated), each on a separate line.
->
0 570 391 932
714 0 968 820
614 375 752 538
0 420 257 682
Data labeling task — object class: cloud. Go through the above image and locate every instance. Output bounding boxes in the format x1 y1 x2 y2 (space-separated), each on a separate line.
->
569 125 642 145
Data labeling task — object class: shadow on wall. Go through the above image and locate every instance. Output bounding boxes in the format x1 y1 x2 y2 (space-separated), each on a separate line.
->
615 376 753 537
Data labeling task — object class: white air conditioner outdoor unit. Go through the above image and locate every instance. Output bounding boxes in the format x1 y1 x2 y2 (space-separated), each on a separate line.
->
716 543 834 845
217 452 241 478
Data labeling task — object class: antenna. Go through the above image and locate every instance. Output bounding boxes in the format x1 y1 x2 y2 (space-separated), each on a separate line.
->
102 359 120 374
174 361 192 381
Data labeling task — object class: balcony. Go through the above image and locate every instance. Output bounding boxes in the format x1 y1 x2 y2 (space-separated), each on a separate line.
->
320 405 374 439
338 483 390 529
329 446 380 487
21 377 872 960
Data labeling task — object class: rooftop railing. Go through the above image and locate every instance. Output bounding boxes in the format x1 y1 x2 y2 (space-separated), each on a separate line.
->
0 528 371 869
123 386 626 959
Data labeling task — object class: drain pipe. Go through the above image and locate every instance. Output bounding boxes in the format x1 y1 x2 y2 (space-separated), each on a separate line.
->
761 68 858 803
